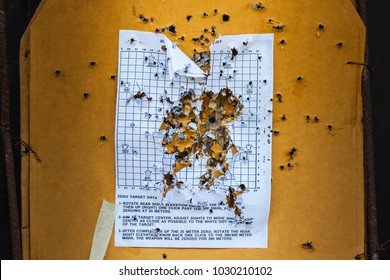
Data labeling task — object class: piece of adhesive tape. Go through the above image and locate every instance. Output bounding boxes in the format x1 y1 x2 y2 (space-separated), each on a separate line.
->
89 200 117 260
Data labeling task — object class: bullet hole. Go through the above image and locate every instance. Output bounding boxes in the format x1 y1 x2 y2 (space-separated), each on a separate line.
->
100 135 107 141
314 116 320 123
55 70 62 77
167 25 177 35
211 26 217 37
231 47 238 60
327 124 333 133
186 15 193 22
138 14 151 23
208 116 216 123
281 114 287 121
22 148 30 156
89 61 97 67
192 34 204 43
297 76 303 81
249 2 266 11
318 23 325 30
302 241 315 250
83 92 89 99
238 184 246 191
354 254 364 260
201 38 210 46
279 165 285 170
110 75 116 80
288 147 297 159
214 9 219 15
162 253 168 259
276 93 283 102
222 14 230 22
337 41 343 48
203 12 209 17
280 39 286 45
272 24 285 31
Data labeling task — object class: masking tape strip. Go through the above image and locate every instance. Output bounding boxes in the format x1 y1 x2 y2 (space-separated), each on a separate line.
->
89 200 117 260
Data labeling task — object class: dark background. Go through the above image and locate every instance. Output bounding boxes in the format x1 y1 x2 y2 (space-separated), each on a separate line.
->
1 1 389 259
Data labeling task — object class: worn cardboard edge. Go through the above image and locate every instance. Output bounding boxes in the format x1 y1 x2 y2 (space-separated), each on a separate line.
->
20 26 31 260
341 0 367 257
354 0 378 259
19 0 48 260
26 0 48 31
19 27 31 261
354 0 367 258
340 0 365 29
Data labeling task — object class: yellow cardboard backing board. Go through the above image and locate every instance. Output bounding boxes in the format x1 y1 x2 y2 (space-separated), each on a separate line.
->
20 0 365 259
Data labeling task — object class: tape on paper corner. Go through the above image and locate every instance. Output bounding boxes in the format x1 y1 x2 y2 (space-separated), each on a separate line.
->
89 200 117 260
